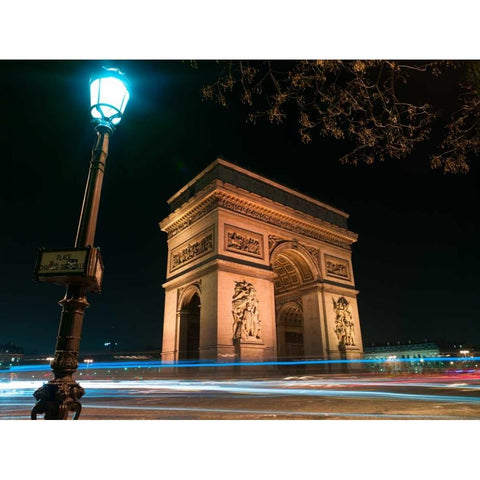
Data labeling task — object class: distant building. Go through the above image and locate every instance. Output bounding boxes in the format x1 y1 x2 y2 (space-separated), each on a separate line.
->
363 341 478 374
16 350 162 381
104 341 119 353
0 343 24 370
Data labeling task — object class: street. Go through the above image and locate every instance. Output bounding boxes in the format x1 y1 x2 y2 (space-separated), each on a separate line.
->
2 372 480 420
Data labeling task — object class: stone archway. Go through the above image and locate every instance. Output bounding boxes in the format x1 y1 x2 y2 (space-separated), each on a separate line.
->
160 158 364 370
271 242 327 365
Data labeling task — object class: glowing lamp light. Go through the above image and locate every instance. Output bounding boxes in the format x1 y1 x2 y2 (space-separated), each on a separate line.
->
90 67 130 129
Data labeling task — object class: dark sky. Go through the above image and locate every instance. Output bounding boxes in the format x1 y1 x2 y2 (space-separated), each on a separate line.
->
1 59 479 354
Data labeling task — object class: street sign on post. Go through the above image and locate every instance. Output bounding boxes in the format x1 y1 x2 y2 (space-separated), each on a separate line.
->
33 246 104 293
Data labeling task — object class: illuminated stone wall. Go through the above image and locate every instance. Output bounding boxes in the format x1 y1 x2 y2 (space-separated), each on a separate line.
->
160 158 364 368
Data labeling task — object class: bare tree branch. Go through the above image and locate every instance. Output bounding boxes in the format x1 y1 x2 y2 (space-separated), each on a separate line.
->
198 60 480 174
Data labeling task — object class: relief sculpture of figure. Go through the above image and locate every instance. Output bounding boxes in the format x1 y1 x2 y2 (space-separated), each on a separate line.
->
333 296 355 347
232 280 261 341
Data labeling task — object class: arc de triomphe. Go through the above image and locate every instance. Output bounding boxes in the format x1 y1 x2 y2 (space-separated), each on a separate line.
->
159 158 364 371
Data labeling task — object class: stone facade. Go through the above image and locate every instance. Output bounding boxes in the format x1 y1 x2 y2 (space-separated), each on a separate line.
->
159 158 364 370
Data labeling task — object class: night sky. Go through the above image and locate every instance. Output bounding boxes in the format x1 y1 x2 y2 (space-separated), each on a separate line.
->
1 59 480 355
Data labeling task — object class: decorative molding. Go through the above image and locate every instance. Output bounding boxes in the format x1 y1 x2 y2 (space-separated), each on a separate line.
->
268 235 287 254
52 351 78 371
169 226 214 273
163 257 276 290
163 191 356 249
305 245 320 270
225 224 264 259
163 194 219 239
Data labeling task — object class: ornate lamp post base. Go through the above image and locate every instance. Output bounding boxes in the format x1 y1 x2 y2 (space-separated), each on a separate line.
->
31 290 89 420
31 380 85 420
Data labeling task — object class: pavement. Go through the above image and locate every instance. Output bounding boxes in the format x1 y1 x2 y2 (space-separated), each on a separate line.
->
3 372 480 420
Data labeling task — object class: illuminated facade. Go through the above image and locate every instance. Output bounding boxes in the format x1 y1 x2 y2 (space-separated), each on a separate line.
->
159 158 364 370
363 341 477 374
0 343 23 371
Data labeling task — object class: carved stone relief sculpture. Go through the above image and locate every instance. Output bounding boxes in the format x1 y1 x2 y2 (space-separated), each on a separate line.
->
225 225 264 259
170 227 214 272
232 280 261 341
333 296 356 347
325 254 351 281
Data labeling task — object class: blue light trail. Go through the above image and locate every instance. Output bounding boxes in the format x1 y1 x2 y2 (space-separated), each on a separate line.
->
8 355 480 372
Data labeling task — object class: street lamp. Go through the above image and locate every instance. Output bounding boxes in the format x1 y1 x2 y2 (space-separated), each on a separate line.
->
31 67 130 420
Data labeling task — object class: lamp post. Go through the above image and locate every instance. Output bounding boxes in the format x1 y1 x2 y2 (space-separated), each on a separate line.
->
31 67 130 420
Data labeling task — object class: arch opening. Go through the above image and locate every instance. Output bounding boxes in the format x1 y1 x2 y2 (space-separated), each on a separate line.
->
277 301 304 362
272 246 318 367
178 291 200 361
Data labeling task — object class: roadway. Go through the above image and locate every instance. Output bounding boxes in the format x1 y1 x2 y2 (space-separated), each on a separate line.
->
1 372 480 420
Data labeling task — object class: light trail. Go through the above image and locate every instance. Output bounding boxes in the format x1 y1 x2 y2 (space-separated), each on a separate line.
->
7 355 480 373
2 376 480 420
2 378 480 404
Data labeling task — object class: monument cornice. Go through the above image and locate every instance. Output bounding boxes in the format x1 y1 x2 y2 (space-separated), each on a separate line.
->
160 186 358 250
